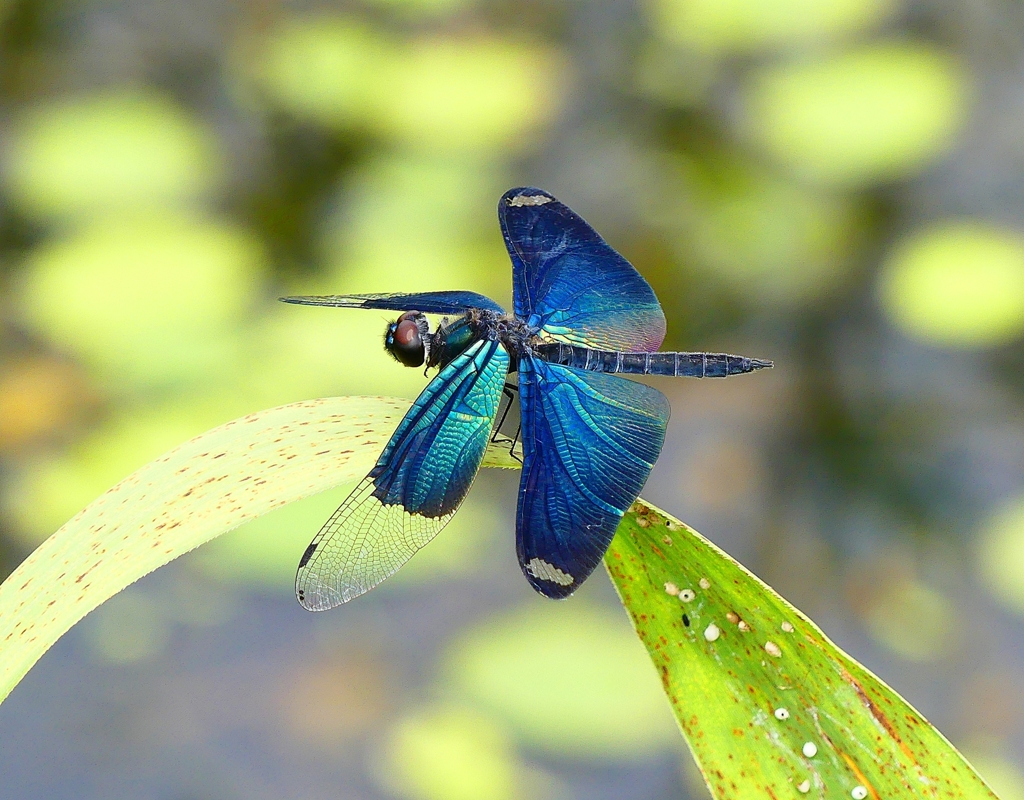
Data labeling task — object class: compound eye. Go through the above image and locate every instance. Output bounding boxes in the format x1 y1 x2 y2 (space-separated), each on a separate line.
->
394 318 420 348
386 312 425 367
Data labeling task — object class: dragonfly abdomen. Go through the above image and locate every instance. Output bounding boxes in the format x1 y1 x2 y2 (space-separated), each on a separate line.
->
533 342 772 378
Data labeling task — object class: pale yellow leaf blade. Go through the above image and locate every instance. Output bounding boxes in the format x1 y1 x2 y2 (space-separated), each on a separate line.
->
0 395 421 704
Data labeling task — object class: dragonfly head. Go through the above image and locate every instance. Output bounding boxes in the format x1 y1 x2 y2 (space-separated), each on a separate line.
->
384 311 430 368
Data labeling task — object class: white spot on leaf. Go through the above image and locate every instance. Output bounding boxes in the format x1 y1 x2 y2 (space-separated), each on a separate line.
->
525 558 573 586
765 641 782 657
852 787 868 800
664 582 680 596
699 577 711 589
774 707 790 720
738 620 750 632
797 780 811 793
679 589 696 602
802 741 817 758
704 623 720 642
782 621 795 633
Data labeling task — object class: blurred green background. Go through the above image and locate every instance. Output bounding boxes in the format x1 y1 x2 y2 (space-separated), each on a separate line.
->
1 0 1023 798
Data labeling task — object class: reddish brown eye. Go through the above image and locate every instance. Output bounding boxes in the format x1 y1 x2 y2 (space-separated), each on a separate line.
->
394 319 419 347
385 311 426 367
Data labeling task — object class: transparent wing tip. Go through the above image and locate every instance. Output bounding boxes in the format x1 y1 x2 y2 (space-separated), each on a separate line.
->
296 582 346 612
279 295 342 306
297 572 376 611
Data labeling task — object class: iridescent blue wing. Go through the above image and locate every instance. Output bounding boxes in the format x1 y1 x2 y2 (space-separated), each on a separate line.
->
499 187 666 352
296 339 510 610
516 356 670 598
281 291 505 314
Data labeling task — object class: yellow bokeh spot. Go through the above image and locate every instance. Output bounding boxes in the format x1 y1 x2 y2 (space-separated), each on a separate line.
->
17 213 265 386
6 90 219 220
879 222 1024 347
977 497 1024 615
376 37 564 153
321 153 509 301
863 579 954 662
443 603 677 758
745 42 968 185
250 19 564 152
240 299 430 406
252 16 391 127
378 705 524 800
650 0 894 53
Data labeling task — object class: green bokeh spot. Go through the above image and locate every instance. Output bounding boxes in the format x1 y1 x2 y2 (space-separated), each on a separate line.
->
6 90 219 219
253 16 392 128
862 579 954 662
373 37 563 153
977 496 1024 615
320 153 508 299
443 602 677 759
251 20 563 153
378 705 525 800
651 0 894 53
746 42 968 186
17 213 265 386
879 221 1024 347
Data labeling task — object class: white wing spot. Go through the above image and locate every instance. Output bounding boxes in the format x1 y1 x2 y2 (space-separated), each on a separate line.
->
526 558 573 586
509 193 554 207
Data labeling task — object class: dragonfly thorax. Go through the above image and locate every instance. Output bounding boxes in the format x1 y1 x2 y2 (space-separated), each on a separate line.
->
385 308 539 373
435 309 538 371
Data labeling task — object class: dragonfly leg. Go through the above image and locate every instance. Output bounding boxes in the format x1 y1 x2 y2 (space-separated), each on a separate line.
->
498 383 518 429
490 383 523 464
507 422 523 464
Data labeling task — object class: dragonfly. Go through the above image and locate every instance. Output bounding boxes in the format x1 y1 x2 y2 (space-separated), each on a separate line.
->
282 187 772 611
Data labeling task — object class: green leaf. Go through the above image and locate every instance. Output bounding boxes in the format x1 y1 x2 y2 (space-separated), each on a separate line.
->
605 501 999 800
